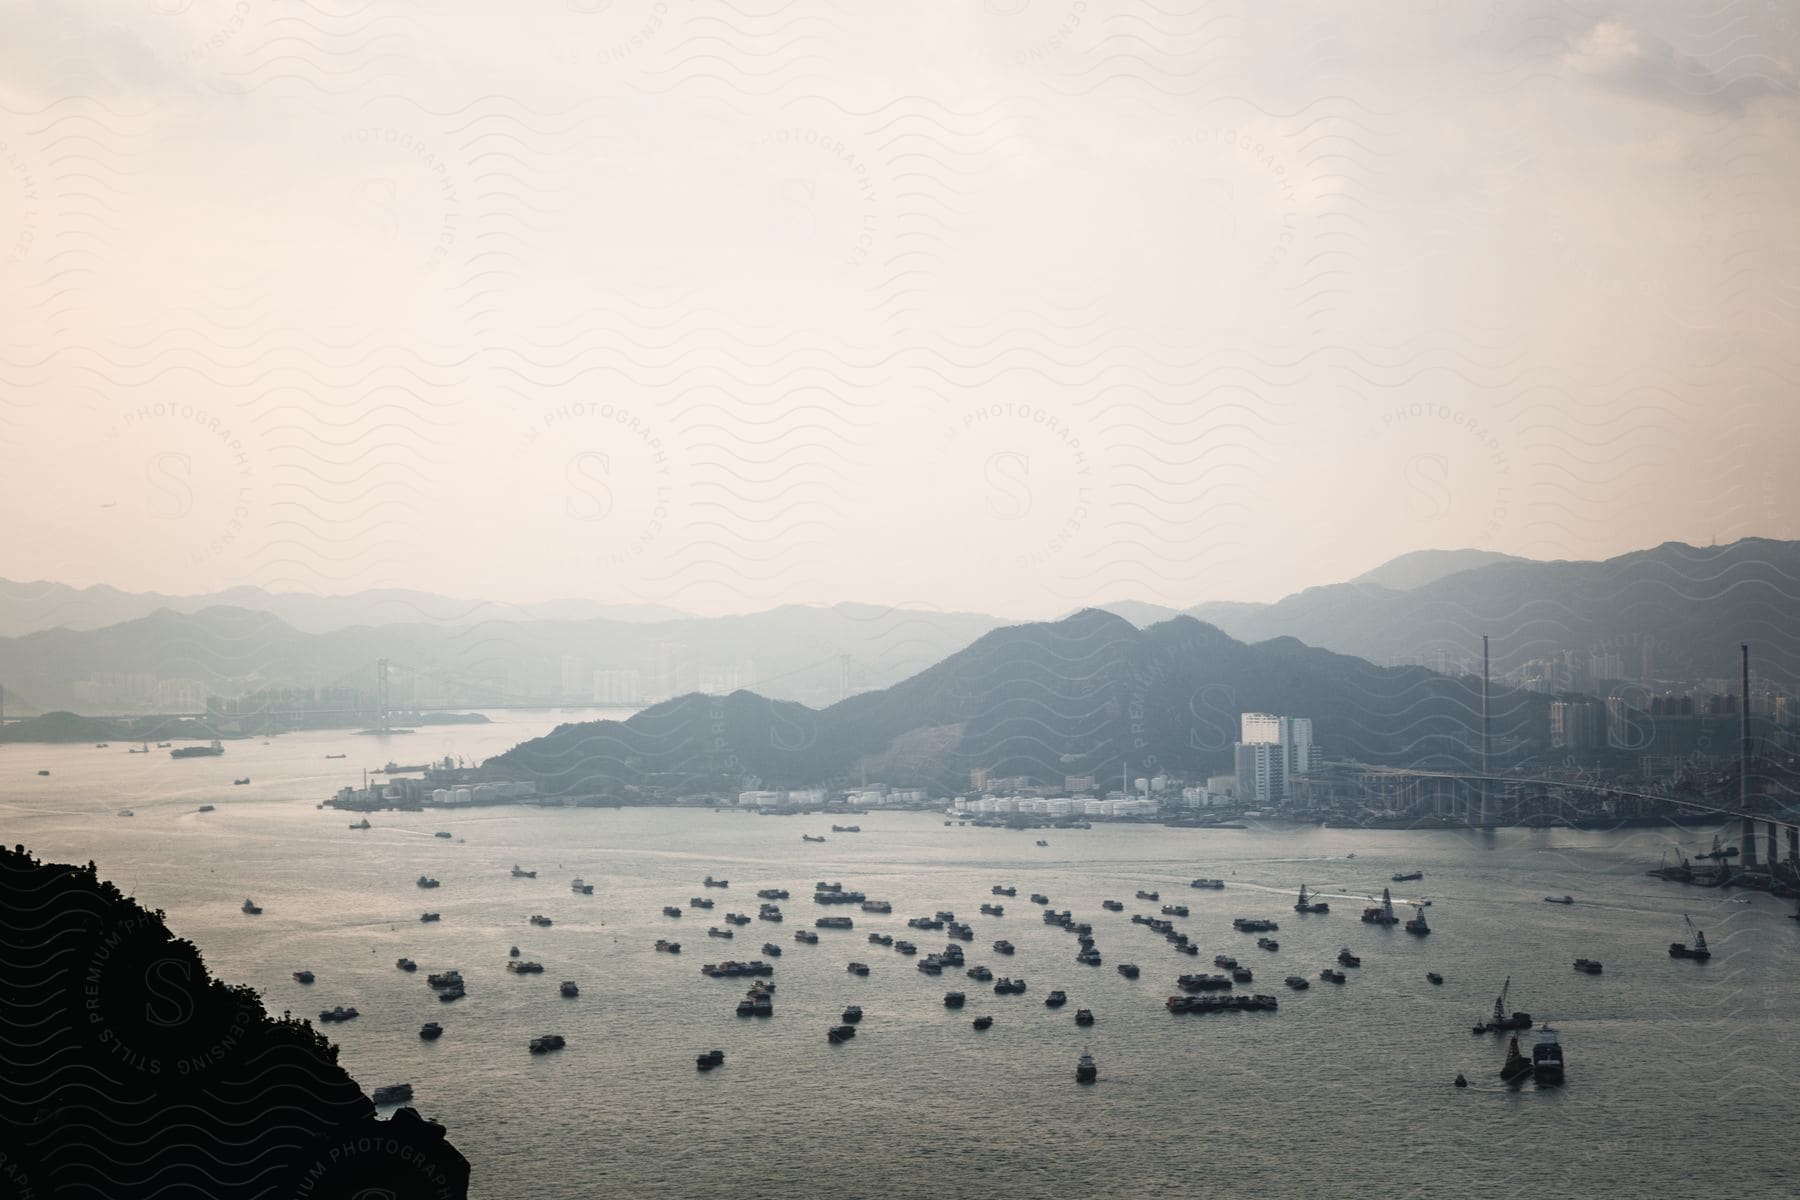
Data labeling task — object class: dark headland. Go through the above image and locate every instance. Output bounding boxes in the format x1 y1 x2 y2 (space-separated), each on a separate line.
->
0 844 470 1200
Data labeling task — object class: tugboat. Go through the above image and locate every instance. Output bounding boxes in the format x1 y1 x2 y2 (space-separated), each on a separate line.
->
1472 977 1533 1034
419 1022 443 1040
1499 1035 1532 1084
241 898 262 915
1074 1007 1094 1026
696 1049 725 1070
1076 1051 1097 1083
1404 906 1431 936
1295 883 1329 913
1669 915 1711 960
371 1084 413 1105
1360 888 1399 925
1532 1024 1565 1084
973 1015 993 1030
293 970 314 984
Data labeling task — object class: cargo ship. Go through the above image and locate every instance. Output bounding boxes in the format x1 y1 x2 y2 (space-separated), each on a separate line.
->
170 740 225 759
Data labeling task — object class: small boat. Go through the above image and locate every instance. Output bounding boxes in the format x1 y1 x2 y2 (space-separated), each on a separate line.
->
1286 975 1310 989
802 834 826 843
654 940 681 953
1117 963 1140 979
847 961 870 975
319 1006 359 1023
842 1005 863 1023
794 930 819 944
510 946 520 957
944 991 966 1008
349 819 371 830
1454 1073 1467 1088
416 876 440 889
1337 948 1360 967
696 1049 725 1070
973 1015 993 1030
1035 840 1049 847
992 940 1014 955
371 1083 413 1105
419 1022 443 1040
434 831 452 839
1256 937 1279 951
703 876 729 888
1426 971 1444 985
560 981 579 997
197 804 215 813
1572 959 1602 974
511 864 537 878
35 770 49 776
1076 1051 1097 1083
1191 878 1225 890
662 906 682 917
528 1034 566 1054
1045 990 1067 1008
325 753 347 759
1544 895 1574 905
529 915 553 927
1393 871 1423 883
241 898 262 915
396 958 417 971
571 879 594 894
1669 915 1711 961
118 809 134 817
1500 1035 1532 1083
232 777 250 785
420 912 440 922
827 1024 857 1043
293 970 315 984
157 742 171 748
1074 1007 1094 1026
1319 969 1345 983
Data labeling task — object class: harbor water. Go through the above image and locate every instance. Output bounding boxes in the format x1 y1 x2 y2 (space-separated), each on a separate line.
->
4 719 1795 1199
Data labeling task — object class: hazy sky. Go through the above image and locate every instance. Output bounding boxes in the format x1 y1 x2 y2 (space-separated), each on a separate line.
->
2 1 1796 617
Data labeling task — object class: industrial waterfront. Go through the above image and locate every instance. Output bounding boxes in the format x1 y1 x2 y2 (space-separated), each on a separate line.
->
6 722 1796 1200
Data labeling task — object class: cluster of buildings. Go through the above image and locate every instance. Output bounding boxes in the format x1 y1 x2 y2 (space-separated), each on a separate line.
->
950 794 1158 818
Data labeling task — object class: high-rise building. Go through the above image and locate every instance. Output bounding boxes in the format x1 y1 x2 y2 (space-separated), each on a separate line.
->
1550 700 1603 750
1235 713 1313 803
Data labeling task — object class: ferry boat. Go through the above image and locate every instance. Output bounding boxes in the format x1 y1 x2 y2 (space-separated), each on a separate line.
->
1532 1026 1564 1084
416 876 440 889
1404 907 1431 936
293 970 314 984
420 912 441 922
1669 916 1710 960
1392 870 1423 883
396 958 417 971
1573 959 1602 974
696 1049 725 1070
1360 888 1399 926
1544 895 1574 904
1294 883 1329 913
1076 1052 1097 1083
419 1022 443 1040
571 879 594 894
511 864 537 878
973 1015 993 1030
1500 1036 1532 1083
241 898 262 915
372 1083 413 1105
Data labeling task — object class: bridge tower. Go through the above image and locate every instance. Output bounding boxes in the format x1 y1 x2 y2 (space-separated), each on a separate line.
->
1740 644 1756 868
1478 634 1490 828
377 658 391 735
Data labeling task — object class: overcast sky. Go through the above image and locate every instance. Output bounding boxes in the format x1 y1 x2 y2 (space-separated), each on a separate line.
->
1 0 1795 617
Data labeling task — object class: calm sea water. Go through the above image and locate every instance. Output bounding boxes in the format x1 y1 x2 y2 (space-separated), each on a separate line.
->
5 716 1796 1200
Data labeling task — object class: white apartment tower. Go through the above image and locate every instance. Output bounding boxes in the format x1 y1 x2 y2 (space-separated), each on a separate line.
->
1234 713 1314 804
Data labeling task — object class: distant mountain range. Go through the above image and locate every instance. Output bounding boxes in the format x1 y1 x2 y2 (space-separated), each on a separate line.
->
1 539 1792 717
486 610 1550 797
